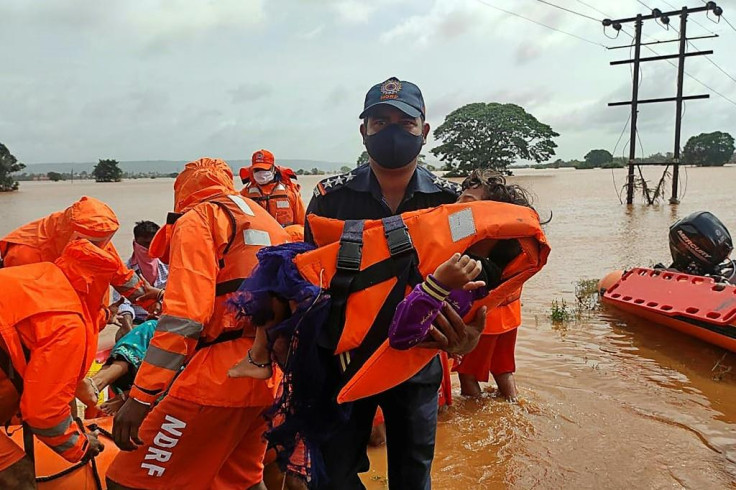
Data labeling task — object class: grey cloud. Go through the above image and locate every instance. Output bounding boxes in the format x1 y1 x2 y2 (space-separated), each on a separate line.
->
230 83 273 104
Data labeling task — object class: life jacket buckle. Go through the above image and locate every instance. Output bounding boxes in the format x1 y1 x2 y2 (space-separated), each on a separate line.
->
385 227 414 257
336 241 363 271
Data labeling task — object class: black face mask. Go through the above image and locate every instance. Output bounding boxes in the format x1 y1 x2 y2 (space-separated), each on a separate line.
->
364 124 424 170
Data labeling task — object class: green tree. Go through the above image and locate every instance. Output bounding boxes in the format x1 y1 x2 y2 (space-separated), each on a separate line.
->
583 149 613 167
340 166 351 174
431 103 558 176
356 150 369 167
0 143 26 192
92 159 123 182
682 131 735 167
47 171 64 181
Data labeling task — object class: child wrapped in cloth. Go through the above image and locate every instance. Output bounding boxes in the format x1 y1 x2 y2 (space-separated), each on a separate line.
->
228 196 551 485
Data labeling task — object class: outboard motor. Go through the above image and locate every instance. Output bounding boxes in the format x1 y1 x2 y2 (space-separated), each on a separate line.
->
669 211 733 276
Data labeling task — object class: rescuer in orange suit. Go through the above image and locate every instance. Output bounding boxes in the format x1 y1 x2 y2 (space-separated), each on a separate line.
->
239 149 306 227
0 196 161 327
0 240 123 489
107 158 290 490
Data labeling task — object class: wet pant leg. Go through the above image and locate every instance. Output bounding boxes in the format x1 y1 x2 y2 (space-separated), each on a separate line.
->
318 395 378 490
379 355 442 490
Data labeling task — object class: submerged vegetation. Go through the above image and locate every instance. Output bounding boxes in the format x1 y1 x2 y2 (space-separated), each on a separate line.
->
549 278 601 325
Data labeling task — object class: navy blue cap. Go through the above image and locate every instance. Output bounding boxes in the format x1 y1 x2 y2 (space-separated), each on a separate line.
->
359 77 426 119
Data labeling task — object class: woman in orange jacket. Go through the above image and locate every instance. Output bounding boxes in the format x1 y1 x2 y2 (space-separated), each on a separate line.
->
0 196 160 325
0 240 122 489
107 158 290 490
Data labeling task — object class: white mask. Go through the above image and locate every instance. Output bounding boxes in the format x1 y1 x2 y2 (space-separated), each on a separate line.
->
253 170 274 185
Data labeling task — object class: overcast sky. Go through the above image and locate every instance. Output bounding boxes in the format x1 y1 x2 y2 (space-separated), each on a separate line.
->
1 0 735 166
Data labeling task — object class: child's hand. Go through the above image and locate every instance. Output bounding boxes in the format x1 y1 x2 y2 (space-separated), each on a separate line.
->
433 253 483 290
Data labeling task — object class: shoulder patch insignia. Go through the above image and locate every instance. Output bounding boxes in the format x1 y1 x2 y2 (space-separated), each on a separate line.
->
432 175 462 194
316 169 357 196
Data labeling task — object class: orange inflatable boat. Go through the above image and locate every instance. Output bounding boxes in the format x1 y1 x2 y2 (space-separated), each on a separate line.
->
600 267 736 352
9 417 116 489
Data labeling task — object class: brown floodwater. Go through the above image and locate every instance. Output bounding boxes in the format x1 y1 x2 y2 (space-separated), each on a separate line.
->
1 166 735 488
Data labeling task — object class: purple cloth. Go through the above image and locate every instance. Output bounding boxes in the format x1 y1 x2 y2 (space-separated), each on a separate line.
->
389 275 487 350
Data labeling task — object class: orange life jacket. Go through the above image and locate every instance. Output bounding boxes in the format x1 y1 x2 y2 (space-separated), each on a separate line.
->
239 166 302 226
296 200 550 403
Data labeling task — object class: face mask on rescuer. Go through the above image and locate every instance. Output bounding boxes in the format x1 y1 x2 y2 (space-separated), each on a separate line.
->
365 124 424 169
254 170 275 185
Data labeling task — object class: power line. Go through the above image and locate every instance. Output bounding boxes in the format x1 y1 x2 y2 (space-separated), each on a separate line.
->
660 0 716 34
574 0 609 19
473 0 608 48
636 0 652 11
722 15 736 33
616 23 736 107
535 0 601 23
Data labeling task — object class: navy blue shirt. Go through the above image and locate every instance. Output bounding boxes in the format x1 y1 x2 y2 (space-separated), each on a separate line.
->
305 164 460 243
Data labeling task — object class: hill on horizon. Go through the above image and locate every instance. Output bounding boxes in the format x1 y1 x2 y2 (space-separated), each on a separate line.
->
22 158 347 175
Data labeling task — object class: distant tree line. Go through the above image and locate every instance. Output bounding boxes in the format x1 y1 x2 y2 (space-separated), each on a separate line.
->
0 143 25 191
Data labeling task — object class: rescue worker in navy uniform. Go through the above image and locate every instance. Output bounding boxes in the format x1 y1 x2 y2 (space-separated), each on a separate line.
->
305 77 486 489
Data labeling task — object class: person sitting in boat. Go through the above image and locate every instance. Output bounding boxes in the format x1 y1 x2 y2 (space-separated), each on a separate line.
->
658 211 734 283
226 191 549 484
0 240 122 489
111 220 169 340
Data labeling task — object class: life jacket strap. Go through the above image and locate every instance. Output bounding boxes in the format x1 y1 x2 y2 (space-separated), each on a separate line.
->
383 215 414 256
324 216 422 375
196 329 245 350
215 278 246 297
339 248 421 380
166 212 183 225
210 200 239 270
336 220 365 271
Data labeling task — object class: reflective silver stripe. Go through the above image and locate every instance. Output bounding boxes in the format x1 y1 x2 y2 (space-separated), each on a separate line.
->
248 187 261 195
30 416 72 438
120 274 142 291
157 315 203 340
145 345 187 371
275 183 286 191
448 208 476 242
276 200 290 209
244 229 272 246
228 195 255 216
51 433 80 454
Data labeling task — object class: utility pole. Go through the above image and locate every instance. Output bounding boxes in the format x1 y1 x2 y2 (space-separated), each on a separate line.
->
603 2 723 205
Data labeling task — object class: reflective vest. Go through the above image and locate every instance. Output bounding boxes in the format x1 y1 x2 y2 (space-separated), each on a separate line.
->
296 200 550 403
239 166 302 226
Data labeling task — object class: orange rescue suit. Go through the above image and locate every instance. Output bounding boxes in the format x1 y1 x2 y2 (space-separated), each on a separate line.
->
129 158 291 407
239 166 306 227
0 196 147 307
0 241 120 464
298 200 550 403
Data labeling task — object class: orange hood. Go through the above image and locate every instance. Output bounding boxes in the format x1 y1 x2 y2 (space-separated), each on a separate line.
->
54 239 121 324
0 196 119 260
174 157 235 213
